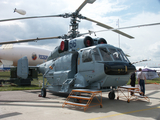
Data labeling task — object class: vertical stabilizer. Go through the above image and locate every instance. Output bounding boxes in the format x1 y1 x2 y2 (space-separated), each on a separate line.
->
17 56 28 79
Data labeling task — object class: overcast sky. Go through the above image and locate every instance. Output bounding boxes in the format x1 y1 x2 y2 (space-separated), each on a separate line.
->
0 0 160 64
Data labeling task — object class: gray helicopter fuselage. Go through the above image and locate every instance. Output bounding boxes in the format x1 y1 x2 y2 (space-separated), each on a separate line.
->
38 38 135 93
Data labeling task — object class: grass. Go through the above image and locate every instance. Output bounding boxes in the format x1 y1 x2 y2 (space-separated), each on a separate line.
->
0 85 41 91
0 71 160 91
0 71 45 91
127 77 160 85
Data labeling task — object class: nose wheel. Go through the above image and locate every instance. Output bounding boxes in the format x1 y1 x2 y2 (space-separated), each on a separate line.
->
108 91 115 100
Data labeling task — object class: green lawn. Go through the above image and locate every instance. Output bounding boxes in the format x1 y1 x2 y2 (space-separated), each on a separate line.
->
127 77 160 85
0 71 45 91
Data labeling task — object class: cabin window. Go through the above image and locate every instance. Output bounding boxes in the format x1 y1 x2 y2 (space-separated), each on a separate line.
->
93 48 101 61
99 48 112 61
109 48 122 61
82 49 92 62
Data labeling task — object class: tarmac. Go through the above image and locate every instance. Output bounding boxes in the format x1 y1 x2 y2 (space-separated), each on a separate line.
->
0 84 160 120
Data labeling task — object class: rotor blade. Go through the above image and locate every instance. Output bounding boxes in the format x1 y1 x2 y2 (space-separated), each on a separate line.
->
79 22 160 38
108 22 160 30
83 17 134 39
0 36 61 45
76 0 96 13
0 14 64 22
92 22 160 35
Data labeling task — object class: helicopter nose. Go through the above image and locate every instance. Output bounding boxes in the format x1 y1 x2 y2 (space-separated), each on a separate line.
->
104 62 136 75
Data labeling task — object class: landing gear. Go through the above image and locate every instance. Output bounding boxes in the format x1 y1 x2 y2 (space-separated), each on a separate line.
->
100 104 103 108
41 88 46 97
117 96 119 100
108 91 115 100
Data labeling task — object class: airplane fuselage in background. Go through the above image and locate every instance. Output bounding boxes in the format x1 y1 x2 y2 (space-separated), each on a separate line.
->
0 44 51 66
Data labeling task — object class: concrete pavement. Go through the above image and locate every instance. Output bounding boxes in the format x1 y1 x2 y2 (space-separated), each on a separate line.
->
0 84 160 120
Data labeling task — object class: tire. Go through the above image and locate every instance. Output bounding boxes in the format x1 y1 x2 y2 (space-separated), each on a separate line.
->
108 91 115 100
41 88 46 97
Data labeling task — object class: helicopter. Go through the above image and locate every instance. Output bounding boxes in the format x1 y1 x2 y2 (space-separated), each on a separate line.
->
1 0 159 99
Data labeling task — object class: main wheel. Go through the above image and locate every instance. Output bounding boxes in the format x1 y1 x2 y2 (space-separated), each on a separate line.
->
41 88 46 97
108 91 115 100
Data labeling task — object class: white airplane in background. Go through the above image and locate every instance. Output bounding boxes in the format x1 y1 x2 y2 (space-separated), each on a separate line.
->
0 44 51 68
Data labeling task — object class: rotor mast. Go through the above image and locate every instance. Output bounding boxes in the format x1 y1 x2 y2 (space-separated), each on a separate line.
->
67 0 96 39
68 12 79 39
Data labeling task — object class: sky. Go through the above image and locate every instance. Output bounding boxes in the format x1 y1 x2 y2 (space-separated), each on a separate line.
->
0 0 160 64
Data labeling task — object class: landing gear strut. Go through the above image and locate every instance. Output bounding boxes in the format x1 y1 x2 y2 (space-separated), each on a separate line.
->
108 91 115 100
41 88 46 97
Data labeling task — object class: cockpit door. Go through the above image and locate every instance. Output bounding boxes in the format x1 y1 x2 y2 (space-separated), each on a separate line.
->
77 49 96 84
78 49 94 72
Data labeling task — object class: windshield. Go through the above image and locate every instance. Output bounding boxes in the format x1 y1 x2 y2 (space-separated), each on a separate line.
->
117 49 130 62
93 48 113 62
99 48 112 61
109 48 122 61
93 48 101 61
108 48 129 62
92 47 130 62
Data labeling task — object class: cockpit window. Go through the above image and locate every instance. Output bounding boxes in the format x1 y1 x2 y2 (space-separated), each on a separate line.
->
99 48 112 61
109 48 122 61
117 49 129 62
82 49 93 62
93 48 101 61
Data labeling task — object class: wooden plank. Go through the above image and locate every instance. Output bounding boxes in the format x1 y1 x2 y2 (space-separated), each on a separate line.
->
64 101 87 107
129 90 141 93
119 86 139 90
69 95 91 100
72 89 101 93
134 94 146 98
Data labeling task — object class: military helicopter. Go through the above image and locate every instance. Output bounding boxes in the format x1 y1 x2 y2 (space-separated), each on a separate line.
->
1 0 158 99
